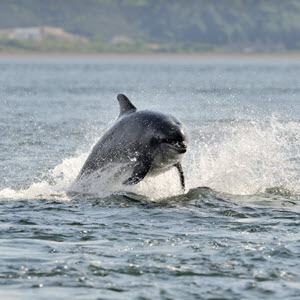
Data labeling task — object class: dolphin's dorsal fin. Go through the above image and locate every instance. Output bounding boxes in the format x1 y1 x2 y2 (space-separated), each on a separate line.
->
117 94 137 118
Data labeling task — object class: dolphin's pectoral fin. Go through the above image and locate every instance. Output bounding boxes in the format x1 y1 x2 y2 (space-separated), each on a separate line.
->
174 163 185 191
123 160 152 186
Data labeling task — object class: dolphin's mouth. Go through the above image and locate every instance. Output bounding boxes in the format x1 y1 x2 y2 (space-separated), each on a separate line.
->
161 139 187 153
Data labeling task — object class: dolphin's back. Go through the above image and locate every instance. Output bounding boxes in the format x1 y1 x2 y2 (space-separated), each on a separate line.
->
78 113 147 177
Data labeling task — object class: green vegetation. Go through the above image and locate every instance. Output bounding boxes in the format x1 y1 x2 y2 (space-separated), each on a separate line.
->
1 0 300 53
0 39 216 54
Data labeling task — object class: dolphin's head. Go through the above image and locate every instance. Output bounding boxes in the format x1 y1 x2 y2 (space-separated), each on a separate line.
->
136 110 189 168
155 114 189 155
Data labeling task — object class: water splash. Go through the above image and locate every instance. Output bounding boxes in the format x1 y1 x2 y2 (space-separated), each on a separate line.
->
187 115 300 195
0 153 87 201
71 164 183 200
0 115 299 201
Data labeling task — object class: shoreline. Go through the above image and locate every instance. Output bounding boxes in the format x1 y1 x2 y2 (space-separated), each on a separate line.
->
1 52 300 60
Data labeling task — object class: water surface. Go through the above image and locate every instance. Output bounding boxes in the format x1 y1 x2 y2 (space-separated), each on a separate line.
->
0 57 299 299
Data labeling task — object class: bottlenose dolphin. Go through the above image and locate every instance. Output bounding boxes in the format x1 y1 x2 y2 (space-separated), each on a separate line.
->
77 94 189 190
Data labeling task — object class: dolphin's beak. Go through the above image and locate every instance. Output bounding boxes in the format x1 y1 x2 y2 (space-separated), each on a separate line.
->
177 142 188 153
167 140 188 153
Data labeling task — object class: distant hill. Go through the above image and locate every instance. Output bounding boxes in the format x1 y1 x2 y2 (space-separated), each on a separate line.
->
1 0 300 53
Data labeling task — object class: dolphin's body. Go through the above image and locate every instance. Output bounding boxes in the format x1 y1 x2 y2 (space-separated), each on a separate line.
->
77 94 189 190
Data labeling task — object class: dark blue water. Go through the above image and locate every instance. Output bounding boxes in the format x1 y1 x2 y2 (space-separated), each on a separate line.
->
0 57 299 299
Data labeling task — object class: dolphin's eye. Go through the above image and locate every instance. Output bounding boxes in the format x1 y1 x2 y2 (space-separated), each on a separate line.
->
161 138 176 144
160 138 170 143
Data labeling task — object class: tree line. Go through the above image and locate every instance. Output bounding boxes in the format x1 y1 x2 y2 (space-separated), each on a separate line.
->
0 0 300 51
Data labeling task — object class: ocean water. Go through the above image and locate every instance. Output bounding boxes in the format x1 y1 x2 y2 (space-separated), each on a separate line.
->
0 57 299 299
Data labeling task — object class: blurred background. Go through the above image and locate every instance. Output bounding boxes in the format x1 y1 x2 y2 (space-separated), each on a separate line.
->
0 0 300 55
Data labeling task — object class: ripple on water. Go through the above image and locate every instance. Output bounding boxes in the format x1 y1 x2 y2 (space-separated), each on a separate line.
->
1 59 300 299
0 191 299 299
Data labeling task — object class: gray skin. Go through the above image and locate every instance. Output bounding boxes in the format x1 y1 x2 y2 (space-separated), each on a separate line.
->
77 94 189 190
